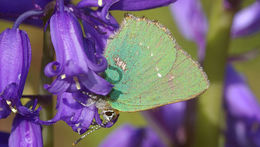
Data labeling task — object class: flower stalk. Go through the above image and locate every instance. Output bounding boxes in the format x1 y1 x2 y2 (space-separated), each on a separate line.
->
194 0 237 146
39 28 55 147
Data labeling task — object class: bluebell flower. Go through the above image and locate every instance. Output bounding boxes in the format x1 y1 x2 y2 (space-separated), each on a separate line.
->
170 0 207 62
0 28 31 118
40 92 96 134
232 1 260 37
224 64 260 147
44 8 112 95
144 102 187 146
0 9 44 147
99 124 166 147
9 114 43 147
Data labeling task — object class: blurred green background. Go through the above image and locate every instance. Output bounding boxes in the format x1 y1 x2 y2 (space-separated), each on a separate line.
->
0 0 260 146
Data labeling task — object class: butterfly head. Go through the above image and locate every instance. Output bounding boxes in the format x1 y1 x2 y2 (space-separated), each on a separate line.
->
101 108 119 123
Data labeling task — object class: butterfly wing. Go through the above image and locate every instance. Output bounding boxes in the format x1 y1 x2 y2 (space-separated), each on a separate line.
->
104 14 209 112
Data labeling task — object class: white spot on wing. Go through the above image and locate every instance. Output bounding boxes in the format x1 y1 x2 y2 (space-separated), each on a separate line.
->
157 73 162 78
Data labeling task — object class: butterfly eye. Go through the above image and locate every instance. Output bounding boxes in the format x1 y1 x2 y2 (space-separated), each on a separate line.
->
102 109 119 122
105 111 113 116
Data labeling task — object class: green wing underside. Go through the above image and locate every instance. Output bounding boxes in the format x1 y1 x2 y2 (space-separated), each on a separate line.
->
104 15 209 112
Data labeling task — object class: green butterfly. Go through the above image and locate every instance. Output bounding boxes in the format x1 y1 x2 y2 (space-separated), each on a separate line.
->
103 14 209 112
73 14 210 145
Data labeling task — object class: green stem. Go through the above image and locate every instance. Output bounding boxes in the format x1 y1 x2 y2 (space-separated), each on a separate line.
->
39 29 55 147
193 1 236 147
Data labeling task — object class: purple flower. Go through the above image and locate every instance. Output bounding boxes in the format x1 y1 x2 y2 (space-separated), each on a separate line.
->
170 0 208 61
44 9 113 95
41 92 96 134
224 64 260 147
144 102 186 146
232 1 260 37
9 114 43 147
80 7 119 55
99 124 165 147
0 28 31 118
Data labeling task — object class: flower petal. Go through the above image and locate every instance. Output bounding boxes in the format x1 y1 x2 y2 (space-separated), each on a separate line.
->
110 0 177 11
44 76 71 94
224 64 260 147
232 2 260 37
81 9 118 54
144 102 186 145
99 124 165 147
40 92 96 134
50 11 89 77
0 28 31 115
9 115 43 147
224 64 260 119
78 70 113 95
170 0 207 61
44 61 63 77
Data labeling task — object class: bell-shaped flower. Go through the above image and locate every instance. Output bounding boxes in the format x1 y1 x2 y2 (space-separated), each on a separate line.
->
232 1 260 37
80 7 119 55
9 114 43 147
40 91 118 134
144 102 186 146
44 9 113 96
0 28 31 118
170 0 208 61
224 64 260 147
99 124 165 147
40 92 96 134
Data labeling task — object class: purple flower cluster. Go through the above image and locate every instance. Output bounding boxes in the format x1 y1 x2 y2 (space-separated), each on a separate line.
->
0 0 177 146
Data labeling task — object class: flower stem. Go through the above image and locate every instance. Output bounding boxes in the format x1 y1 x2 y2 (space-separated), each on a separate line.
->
39 28 55 147
193 1 236 147
56 0 64 12
12 10 43 29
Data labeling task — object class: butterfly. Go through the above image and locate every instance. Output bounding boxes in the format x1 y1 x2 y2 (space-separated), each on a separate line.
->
73 14 209 145
103 14 209 113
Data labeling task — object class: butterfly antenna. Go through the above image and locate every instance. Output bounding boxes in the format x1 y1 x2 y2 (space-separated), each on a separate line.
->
72 125 102 146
